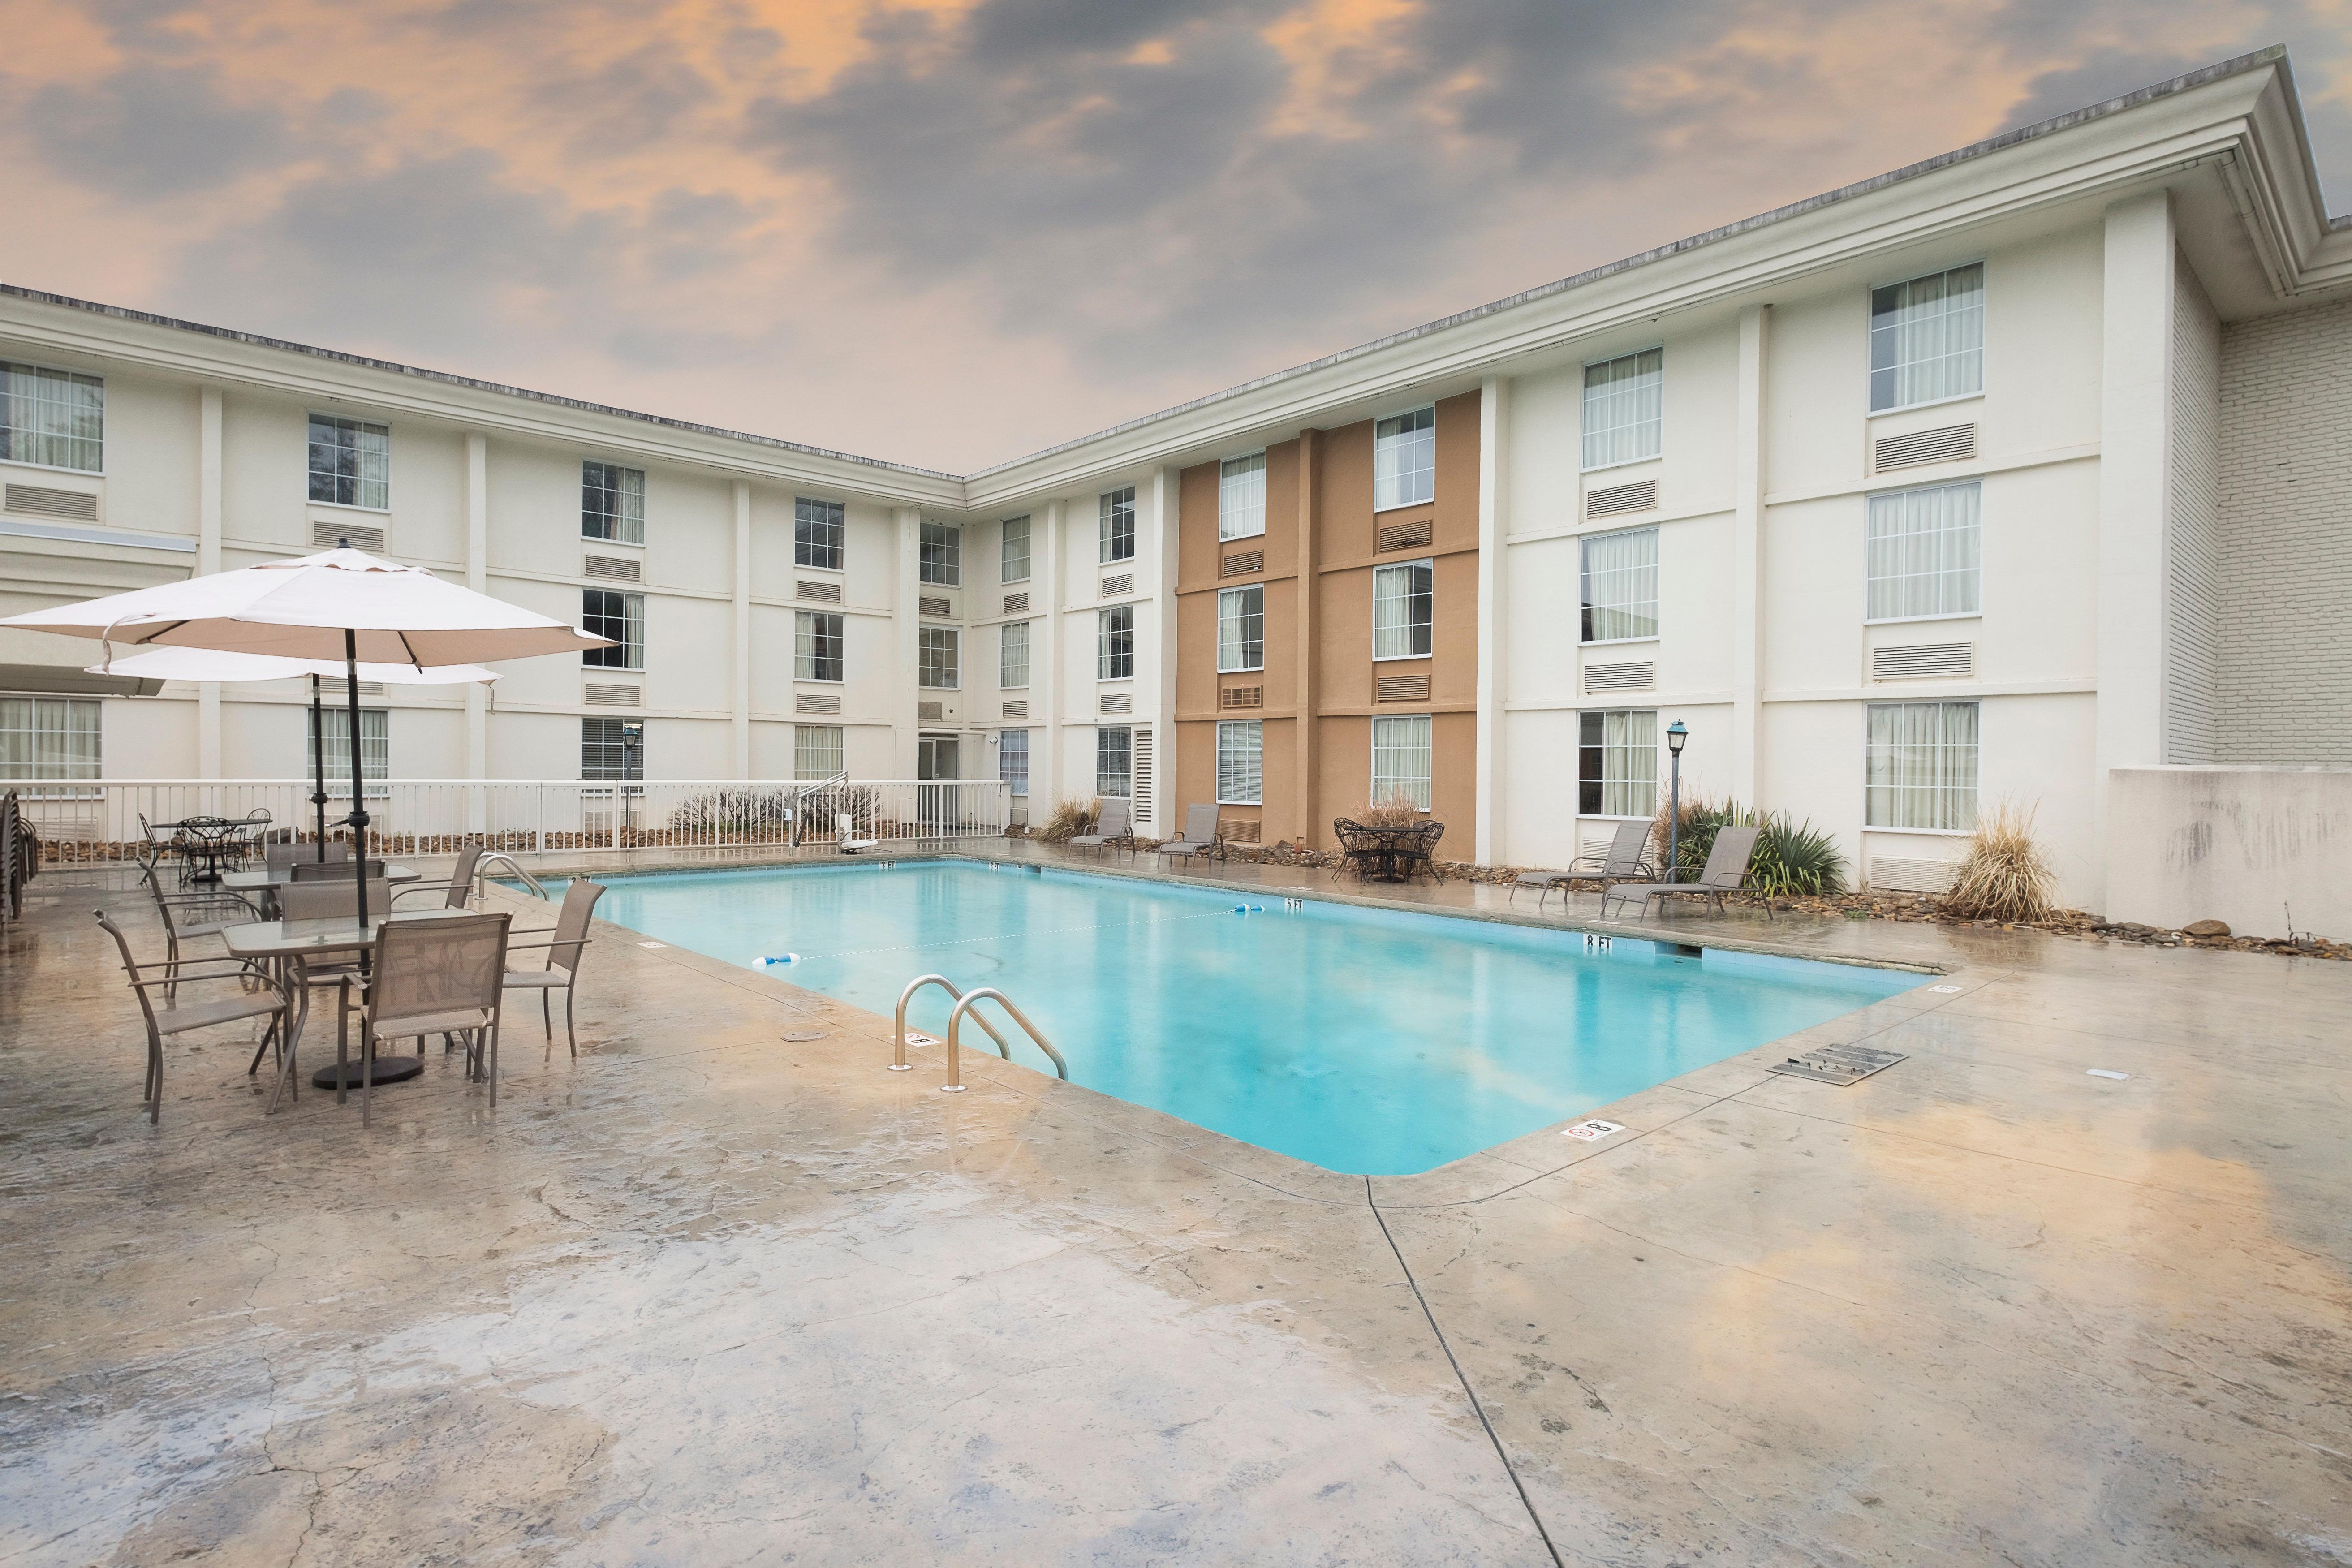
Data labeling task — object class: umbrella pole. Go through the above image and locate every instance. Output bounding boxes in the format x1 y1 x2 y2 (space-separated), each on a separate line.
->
310 675 329 861
345 631 370 949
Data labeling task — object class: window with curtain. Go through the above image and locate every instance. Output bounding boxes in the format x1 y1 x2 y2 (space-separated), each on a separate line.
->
1866 480 1980 620
1219 453 1266 540
1870 263 1984 411
998 729 1030 796
1218 586 1263 672
795 610 844 682
1370 715 1433 809
582 590 644 669
1866 701 1979 830
1216 720 1262 805
581 717 644 781
919 521 961 586
308 706 389 797
1098 605 1135 680
581 461 644 543
1373 407 1435 510
0 696 101 790
999 620 1030 689
1000 515 1031 583
1582 348 1663 470
307 413 390 509
918 627 960 689
1580 528 1658 642
793 724 844 781
1577 709 1657 816
1095 726 1133 798
1373 561 1433 659
1099 487 1136 563
0 362 104 472
795 497 845 570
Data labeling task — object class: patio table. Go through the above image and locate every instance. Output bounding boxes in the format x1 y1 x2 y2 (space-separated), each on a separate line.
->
222 906 482 1111
153 817 245 885
223 862 420 918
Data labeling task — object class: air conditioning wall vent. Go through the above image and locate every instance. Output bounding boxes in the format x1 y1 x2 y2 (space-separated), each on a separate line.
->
4 484 99 521
1583 660 1655 693
1099 692 1133 715
1375 672 1430 702
311 519 386 552
585 554 640 582
919 595 952 618
1874 423 1977 472
796 580 840 603
1219 685 1262 710
584 683 640 706
796 693 840 715
1220 550 1264 577
1872 642 1974 680
1100 573 1134 597
918 701 944 723
1585 479 1658 518
1375 519 1433 553
1001 591 1029 613
1001 699 1029 718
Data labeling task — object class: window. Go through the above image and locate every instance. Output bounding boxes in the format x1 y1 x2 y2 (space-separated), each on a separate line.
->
582 590 644 670
1871 263 1983 412
1373 561 1433 659
1216 720 1262 806
1374 406 1435 511
918 626 960 689
796 497 845 570
795 610 844 682
1099 487 1136 564
1866 701 1978 830
1001 515 1031 583
999 620 1030 689
1095 726 1133 798
1371 715 1433 810
307 706 388 797
919 521 961 586
307 414 390 509
1577 710 1656 817
0 696 101 789
1582 349 1663 470
0 362 103 472
1580 528 1658 642
794 724 844 781
1098 605 1134 681
1217 586 1263 672
999 729 1030 797
581 461 644 544
581 717 643 780
1219 453 1266 540
1867 481 1980 620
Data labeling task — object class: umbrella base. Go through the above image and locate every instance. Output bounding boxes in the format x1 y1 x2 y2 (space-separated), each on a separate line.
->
311 1055 424 1090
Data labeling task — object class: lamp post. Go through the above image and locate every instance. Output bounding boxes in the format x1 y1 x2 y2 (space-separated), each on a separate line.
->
1665 721 1689 882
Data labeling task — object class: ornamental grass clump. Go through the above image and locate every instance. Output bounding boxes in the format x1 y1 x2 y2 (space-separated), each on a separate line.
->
1355 788 1427 830
1035 797 1099 844
1944 801 2058 922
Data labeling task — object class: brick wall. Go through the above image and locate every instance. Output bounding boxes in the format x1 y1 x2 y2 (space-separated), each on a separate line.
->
2167 253 2221 763
2215 296 2352 763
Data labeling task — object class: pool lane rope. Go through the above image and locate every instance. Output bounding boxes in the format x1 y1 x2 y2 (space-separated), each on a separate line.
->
758 902 1268 966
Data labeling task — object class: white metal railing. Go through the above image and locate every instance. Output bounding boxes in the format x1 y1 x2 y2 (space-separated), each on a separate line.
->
12 777 1010 866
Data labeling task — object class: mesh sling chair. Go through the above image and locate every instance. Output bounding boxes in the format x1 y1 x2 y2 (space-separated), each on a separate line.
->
95 909 289 1125
1068 797 1131 861
1512 819 1657 910
390 843 484 912
265 840 349 874
134 855 264 1004
502 880 604 1060
1601 824 1772 922
351 910 513 1127
291 858 392 883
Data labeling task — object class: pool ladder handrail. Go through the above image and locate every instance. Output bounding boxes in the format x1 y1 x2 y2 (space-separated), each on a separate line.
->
893 974 1010 1070
472 852 549 902
891 974 1068 1090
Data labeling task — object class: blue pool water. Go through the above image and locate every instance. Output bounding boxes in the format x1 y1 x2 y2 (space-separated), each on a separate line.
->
560 861 1917 1175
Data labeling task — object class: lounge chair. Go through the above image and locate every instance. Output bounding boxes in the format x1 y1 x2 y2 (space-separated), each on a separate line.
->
836 813 879 853
1511 819 1656 909
502 879 604 1060
1068 797 1132 861
1601 824 1770 921
95 909 289 1125
1157 804 1225 869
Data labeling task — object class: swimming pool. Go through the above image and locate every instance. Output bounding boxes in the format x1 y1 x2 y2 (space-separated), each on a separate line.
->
564 860 1917 1175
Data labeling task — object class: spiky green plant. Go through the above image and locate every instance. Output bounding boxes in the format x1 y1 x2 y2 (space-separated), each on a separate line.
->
1750 814 1850 896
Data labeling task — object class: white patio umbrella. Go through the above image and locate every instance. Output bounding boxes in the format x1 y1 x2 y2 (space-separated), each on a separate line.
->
84 647 502 860
5 546 610 931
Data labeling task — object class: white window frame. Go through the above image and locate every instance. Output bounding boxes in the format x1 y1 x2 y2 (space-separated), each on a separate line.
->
582 589 645 672
1098 605 1135 681
918 626 960 690
1576 708 1657 818
1865 480 1982 624
999 620 1030 690
1579 527 1658 646
795 497 845 572
1218 453 1266 541
1099 487 1136 564
1370 714 1433 810
1865 700 1979 833
0 694 103 793
794 609 844 683
1095 725 1133 799
919 521 961 586
998 728 1030 797
1000 515 1031 584
1580 347 1664 473
793 724 845 782
581 461 645 545
308 705 390 798
1215 719 1263 806
1869 261 1986 415
1373 406 1436 512
306 412 391 513
1372 560 1433 661
580 717 644 782
1217 585 1263 672
0 361 105 475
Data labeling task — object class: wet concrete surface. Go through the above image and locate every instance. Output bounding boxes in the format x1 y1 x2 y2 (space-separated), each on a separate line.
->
3 851 2348 1565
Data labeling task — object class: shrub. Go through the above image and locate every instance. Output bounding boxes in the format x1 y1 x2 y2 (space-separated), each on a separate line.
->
1646 797 1848 895
669 788 793 836
1355 788 1427 830
1944 801 2057 922
1650 795 1734 881
1035 797 1100 844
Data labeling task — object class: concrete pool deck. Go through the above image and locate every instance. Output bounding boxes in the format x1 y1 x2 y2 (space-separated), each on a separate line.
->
4 851 2349 1565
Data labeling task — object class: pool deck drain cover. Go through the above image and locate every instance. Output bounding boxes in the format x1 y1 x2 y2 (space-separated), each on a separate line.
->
783 1031 827 1042
1769 1044 1905 1086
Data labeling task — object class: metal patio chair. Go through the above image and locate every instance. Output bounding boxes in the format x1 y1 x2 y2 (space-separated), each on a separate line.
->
502 879 604 1060
95 909 289 1125
352 910 513 1126
1601 824 1772 921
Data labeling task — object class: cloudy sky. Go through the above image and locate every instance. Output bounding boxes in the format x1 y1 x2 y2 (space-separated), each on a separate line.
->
4 1 2348 472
